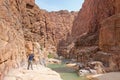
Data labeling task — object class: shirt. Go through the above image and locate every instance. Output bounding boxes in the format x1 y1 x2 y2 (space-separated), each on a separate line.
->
28 54 34 61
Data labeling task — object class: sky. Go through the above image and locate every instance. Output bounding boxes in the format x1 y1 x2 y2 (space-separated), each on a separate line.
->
35 0 84 12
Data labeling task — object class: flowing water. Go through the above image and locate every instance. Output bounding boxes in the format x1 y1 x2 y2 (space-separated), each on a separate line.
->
48 63 87 80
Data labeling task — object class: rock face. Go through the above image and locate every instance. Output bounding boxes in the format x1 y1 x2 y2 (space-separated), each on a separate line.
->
72 0 115 46
99 0 120 52
68 0 120 71
61 0 115 58
22 5 77 58
99 14 120 52
48 11 77 57
47 11 77 46
99 0 120 71
0 0 26 79
59 0 116 58
0 0 120 79
22 5 77 52
0 0 77 79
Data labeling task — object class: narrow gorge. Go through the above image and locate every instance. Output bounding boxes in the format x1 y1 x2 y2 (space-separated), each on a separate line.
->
0 0 120 80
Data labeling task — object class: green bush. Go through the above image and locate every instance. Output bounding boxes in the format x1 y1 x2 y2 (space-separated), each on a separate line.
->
48 53 54 58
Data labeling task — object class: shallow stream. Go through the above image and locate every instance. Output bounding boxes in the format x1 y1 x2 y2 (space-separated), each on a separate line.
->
48 63 87 80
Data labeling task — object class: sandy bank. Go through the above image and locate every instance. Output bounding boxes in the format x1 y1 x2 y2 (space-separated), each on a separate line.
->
87 72 120 80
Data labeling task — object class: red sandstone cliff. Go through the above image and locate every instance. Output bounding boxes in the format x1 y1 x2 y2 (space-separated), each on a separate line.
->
0 0 27 79
99 0 120 71
22 3 77 48
47 10 77 46
99 0 120 52
0 0 77 79
0 0 120 79
59 0 115 57
69 0 120 71
72 0 115 46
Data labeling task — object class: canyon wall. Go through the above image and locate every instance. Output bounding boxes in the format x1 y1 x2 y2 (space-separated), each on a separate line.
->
0 0 26 79
60 0 115 58
68 0 120 71
0 0 119 79
0 0 77 79
99 0 120 51
99 0 120 71
72 0 115 47
22 4 77 52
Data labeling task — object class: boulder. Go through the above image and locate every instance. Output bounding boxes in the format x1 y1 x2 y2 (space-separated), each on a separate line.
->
78 69 97 76
48 58 61 64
